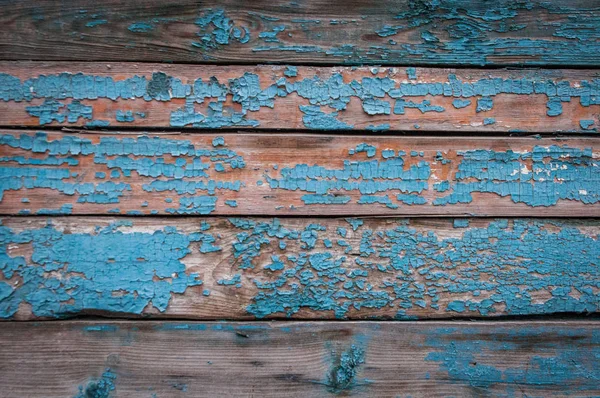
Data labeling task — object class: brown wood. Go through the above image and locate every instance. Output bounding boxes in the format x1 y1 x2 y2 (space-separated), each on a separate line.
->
1 217 598 320
0 320 598 397
0 62 598 132
1 1 599 67
1 130 598 217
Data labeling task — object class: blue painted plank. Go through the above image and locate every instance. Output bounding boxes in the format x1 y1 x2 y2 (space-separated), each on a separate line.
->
1 217 598 320
1 63 599 132
0 131 598 216
1 0 600 66
0 320 598 396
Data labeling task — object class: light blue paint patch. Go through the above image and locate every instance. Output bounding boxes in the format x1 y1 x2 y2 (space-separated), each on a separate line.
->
433 180 450 192
483 118 496 125
115 110 135 122
452 99 471 109
95 172 106 179
217 274 242 286
83 325 118 332
580 119 595 130
366 124 390 131
166 196 218 215
86 120 110 128
212 136 225 147
476 97 493 112
85 19 108 28
225 200 238 207
301 194 351 205
362 99 391 115
358 195 398 209
406 67 417 80
453 219 470 228
128 22 154 33
264 255 285 271
547 97 563 116
396 194 427 205
345 219 364 231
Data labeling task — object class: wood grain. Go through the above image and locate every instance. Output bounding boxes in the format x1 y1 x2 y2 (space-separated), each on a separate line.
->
1 0 599 67
1 130 599 217
0 320 598 397
0 62 599 132
1 217 598 320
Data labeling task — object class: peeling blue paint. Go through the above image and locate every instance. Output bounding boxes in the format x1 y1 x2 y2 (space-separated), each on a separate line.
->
2 69 599 131
0 221 208 318
435 146 599 207
0 132 245 214
231 218 600 319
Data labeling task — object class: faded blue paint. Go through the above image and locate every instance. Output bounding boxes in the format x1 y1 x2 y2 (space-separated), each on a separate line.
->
326 344 368 393
74 368 116 398
425 327 600 392
580 119 595 130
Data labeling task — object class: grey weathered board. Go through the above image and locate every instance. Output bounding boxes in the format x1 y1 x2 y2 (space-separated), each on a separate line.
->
1 217 598 320
1 0 599 67
0 321 598 397
1 131 599 217
0 63 599 132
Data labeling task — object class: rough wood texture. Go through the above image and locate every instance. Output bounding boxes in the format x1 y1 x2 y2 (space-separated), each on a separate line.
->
1 1 599 67
0 320 598 397
1 131 599 217
1 217 598 320
1 63 599 132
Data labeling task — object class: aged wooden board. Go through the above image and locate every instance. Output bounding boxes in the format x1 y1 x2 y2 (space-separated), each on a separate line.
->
1 0 599 67
1 131 599 217
0 320 598 397
1 63 599 132
1 217 598 320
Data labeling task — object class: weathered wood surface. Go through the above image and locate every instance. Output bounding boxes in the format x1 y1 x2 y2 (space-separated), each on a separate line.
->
0 320 598 397
1 131 599 217
1 217 598 320
1 63 599 132
1 1 600 67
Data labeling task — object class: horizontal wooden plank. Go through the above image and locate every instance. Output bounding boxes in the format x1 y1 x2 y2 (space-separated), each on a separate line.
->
1 131 599 217
0 63 599 132
1 1 599 67
0 320 598 397
1 217 598 320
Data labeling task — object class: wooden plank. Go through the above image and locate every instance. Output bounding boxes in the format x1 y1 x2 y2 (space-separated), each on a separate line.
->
1 217 598 320
1 131 599 217
0 63 599 133
0 320 598 397
1 0 599 67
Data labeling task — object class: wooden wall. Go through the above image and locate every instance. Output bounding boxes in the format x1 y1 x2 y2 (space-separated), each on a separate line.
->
0 1 599 396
